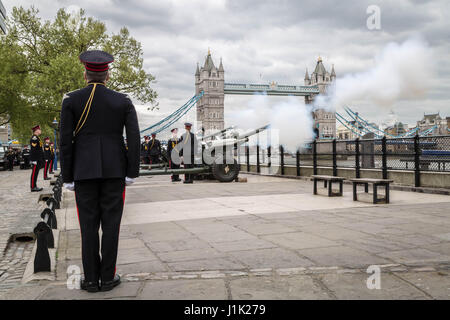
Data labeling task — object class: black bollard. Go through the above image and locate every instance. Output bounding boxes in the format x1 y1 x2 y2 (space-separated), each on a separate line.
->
41 208 57 230
33 222 52 273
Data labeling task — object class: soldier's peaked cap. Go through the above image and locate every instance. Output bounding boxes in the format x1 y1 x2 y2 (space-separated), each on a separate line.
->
184 122 192 127
79 50 114 72
171 128 178 133
32 125 41 131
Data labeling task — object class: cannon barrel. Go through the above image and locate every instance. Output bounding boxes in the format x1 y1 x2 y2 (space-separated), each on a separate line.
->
237 124 270 140
140 167 209 176
200 126 236 140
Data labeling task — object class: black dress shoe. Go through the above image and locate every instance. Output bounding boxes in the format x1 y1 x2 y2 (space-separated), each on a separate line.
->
100 275 121 292
183 180 193 184
31 187 43 192
81 278 100 293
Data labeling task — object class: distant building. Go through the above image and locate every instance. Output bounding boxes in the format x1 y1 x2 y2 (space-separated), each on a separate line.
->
0 121 11 145
417 113 448 136
384 122 408 137
195 50 225 133
304 57 336 139
0 1 6 34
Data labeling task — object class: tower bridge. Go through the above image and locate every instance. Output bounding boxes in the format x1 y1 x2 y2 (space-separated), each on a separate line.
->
195 50 337 138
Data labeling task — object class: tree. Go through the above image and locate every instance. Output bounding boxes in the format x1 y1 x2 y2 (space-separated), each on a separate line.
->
0 6 157 143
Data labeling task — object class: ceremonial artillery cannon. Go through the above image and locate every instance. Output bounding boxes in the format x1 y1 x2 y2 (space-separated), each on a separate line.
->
139 125 269 182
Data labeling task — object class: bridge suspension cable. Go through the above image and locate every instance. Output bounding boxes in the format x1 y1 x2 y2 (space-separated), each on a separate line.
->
140 91 204 137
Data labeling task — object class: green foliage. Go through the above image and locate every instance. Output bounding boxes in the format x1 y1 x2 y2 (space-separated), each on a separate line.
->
0 6 157 143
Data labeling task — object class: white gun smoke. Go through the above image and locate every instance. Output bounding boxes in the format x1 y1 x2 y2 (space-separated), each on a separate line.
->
228 37 433 152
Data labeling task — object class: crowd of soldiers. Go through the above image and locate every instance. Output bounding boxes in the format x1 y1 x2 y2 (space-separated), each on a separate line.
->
140 122 198 184
28 125 56 192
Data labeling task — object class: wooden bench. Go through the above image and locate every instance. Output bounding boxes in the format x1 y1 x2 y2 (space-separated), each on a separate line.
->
311 175 346 197
349 178 393 204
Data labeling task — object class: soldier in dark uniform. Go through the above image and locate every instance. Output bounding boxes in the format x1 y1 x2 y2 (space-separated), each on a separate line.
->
141 136 151 164
59 50 140 293
21 145 31 169
48 142 55 174
167 128 181 182
148 133 161 165
30 125 45 192
5 146 15 171
43 137 52 180
179 122 198 184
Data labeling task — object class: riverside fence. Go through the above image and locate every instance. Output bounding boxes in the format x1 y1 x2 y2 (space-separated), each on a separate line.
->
237 134 450 188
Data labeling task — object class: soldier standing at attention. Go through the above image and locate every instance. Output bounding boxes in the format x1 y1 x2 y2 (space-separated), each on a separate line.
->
167 128 181 182
60 50 140 293
30 125 44 192
180 122 198 184
43 137 52 180
141 135 151 164
6 146 15 171
148 133 161 165
48 142 55 174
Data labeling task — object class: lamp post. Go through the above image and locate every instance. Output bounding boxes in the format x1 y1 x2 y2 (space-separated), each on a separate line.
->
52 118 58 171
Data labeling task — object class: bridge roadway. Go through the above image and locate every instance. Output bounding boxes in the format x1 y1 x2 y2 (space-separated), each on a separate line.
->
224 82 320 96
3 173 450 299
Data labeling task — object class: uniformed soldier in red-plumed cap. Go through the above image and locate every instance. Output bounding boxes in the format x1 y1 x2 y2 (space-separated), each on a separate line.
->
59 50 140 293
29 125 45 192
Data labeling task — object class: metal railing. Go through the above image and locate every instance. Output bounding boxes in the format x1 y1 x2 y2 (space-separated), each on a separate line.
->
238 134 450 188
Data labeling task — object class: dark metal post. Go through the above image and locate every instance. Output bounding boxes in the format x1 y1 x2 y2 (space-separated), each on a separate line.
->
414 134 421 187
246 144 250 172
267 146 272 168
256 130 260 173
313 140 317 175
280 145 285 175
382 136 387 179
355 138 360 178
296 149 300 176
332 139 337 176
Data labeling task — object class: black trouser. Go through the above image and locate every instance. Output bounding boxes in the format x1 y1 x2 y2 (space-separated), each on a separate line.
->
8 159 14 171
150 155 159 164
170 159 180 180
48 159 54 174
74 178 126 283
30 164 40 189
184 163 195 182
44 160 50 179
142 156 150 164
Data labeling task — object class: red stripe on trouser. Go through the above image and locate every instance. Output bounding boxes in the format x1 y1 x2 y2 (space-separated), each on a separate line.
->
49 160 53 172
31 165 36 188
44 161 48 178
114 186 126 277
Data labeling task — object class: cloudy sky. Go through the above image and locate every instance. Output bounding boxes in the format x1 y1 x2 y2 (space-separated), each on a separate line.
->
3 0 450 135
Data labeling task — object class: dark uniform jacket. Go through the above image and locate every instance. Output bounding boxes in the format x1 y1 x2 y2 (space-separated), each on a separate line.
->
167 137 180 161
148 138 161 156
59 83 141 183
30 135 45 166
178 132 198 164
141 141 151 157
43 143 52 161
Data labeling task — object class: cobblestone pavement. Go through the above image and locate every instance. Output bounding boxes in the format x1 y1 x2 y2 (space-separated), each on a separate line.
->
0 240 34 294
0 167 54 296
2 173 450 299
0 168 49 254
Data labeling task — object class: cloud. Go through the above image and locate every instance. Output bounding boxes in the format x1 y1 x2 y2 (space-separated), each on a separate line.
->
3 0 450 131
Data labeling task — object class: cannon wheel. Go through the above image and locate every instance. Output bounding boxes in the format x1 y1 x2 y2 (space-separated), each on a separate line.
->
212 158 239 182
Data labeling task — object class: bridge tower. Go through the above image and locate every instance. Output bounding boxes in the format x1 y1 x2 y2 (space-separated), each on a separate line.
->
305 57 336 139
195 50 225 133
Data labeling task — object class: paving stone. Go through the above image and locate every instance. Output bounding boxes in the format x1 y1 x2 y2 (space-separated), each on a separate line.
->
39 282 141 300
395 272 450 299
145 237 212 253
297 246 391 268
156 247 226 263
116 247 159 265
210 239 277 252
139 279 227 300
229 275 332 300
116 260 168 274
378 248 450 265
262 232 339 250
317 272 430 299
228 248 315 269
168 258 245 272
